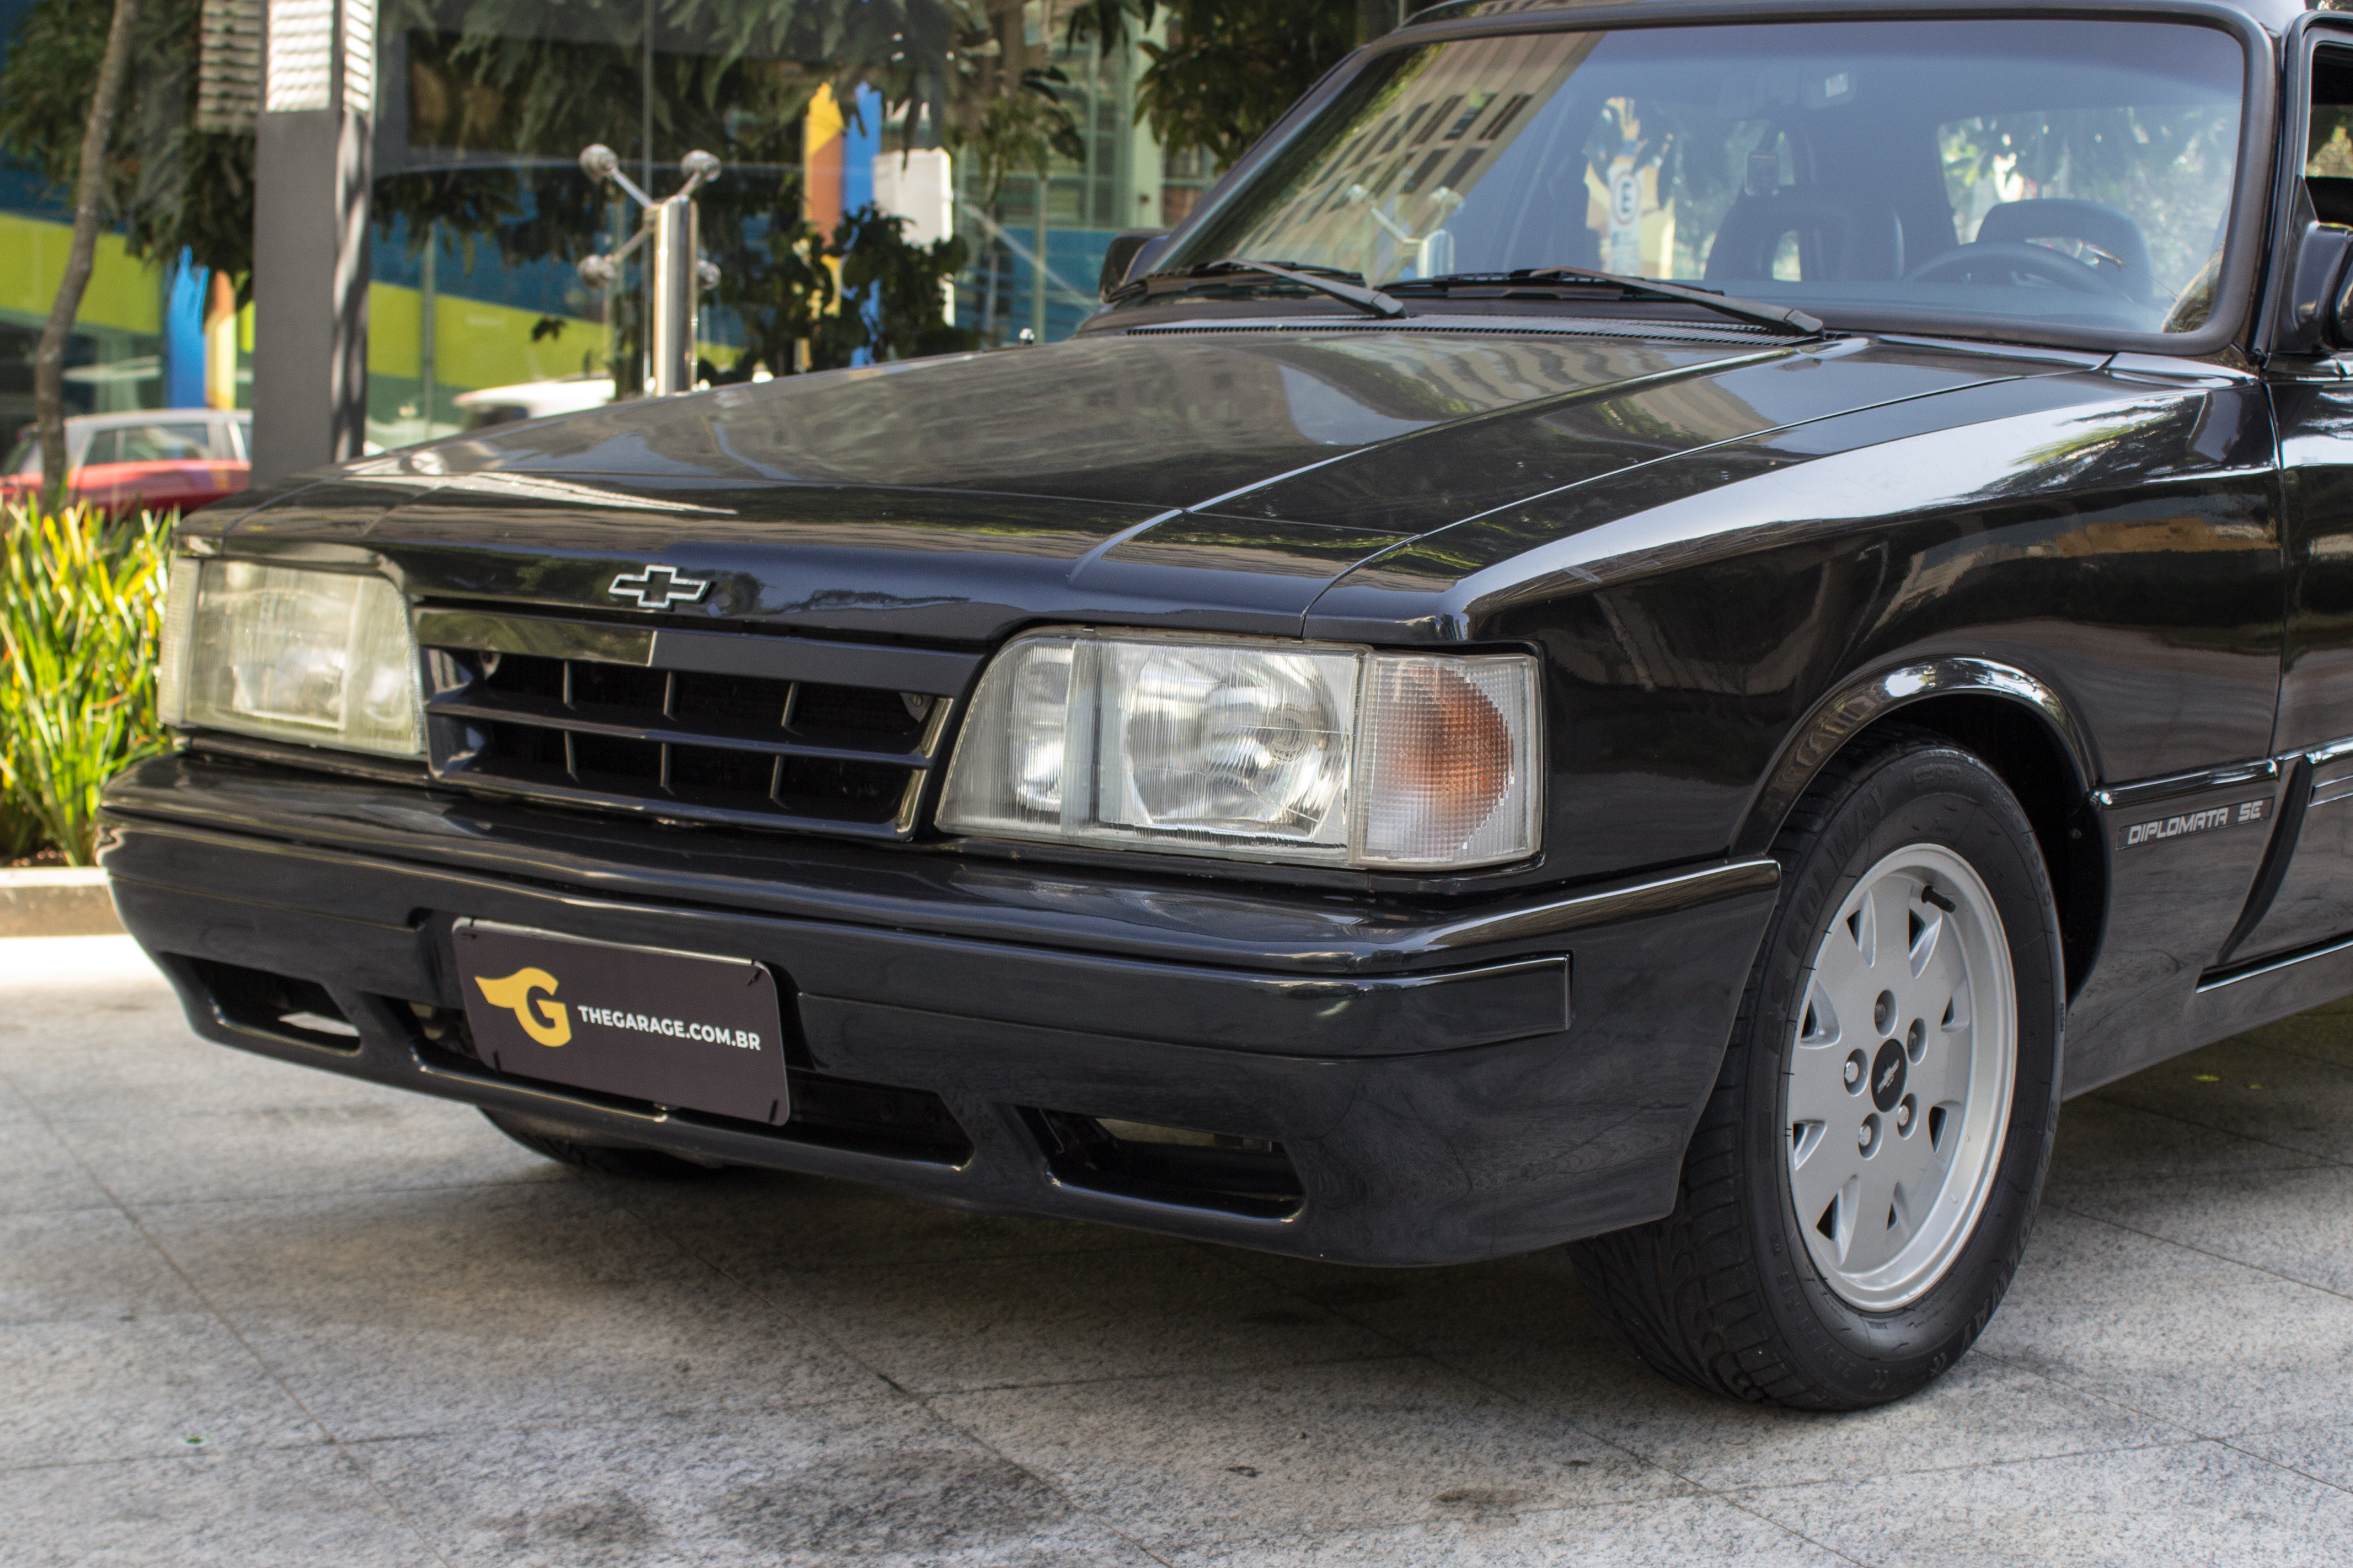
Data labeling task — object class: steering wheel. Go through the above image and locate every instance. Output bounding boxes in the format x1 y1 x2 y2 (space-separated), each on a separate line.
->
1902 241 2132 299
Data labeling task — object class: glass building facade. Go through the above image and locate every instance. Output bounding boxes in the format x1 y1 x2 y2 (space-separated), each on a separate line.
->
0 0 251 436
1 0 1219 454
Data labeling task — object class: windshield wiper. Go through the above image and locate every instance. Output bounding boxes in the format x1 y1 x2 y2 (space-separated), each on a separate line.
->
1394 267 1824 336
1114 258 1408 320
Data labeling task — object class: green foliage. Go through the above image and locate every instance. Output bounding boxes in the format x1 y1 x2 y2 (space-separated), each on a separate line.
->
0 502 173 866
1132 0 1361 167
825 202 981 365
957 68 1088 205
705 179 839 377
706 189 979 378
0 794 39 862
1067 0 1450 167
0 0 256 286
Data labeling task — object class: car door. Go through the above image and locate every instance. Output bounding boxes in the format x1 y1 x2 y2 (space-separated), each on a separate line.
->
2241 31 2353 964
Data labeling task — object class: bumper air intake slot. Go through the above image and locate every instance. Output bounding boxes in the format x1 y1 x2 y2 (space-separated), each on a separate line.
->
187 959 362 1052
1022 1108 1305 1218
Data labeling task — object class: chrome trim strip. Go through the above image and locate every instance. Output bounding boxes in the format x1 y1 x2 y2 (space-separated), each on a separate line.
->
2197 928 2353 993
411 609 981 696
1425 859 1780 950
649 628 978 698
2091 758 2280 812
414 610 655 667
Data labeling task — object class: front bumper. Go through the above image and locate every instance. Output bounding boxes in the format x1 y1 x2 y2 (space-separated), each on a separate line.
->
99 752 1778 1265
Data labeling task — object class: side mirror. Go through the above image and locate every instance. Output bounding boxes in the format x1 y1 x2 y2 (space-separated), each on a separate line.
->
2279 219 2353 356
1099 229 1173 300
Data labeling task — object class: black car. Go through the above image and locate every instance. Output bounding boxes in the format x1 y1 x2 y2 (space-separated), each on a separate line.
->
105 0 2353 1409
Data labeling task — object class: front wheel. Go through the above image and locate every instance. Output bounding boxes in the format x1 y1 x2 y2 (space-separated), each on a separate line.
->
1572 731 2064 1408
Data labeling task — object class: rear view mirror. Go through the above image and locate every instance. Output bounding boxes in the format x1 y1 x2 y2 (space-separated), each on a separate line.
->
2279 219 2353 355
1100 229 1172 299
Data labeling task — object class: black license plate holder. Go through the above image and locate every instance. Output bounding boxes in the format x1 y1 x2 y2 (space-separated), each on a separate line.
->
453 920 788 1124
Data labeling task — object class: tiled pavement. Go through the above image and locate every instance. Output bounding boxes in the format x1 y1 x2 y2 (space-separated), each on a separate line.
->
7 934 2353 1566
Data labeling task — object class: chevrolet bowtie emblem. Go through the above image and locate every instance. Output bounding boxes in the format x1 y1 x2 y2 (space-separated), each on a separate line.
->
607 564 710 610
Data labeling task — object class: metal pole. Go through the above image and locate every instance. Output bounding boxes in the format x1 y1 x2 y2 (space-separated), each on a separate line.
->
577 145 718 398
418 218 435 436
646 195 697 395
1031 170 1048 344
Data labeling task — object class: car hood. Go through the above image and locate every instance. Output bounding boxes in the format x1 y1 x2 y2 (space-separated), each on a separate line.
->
226 325 2089 642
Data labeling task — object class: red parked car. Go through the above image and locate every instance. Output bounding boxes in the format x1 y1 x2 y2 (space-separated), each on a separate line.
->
2 409 251 516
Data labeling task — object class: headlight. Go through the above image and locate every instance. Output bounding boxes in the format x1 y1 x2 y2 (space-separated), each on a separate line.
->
157 558 424 757
938 631 1540 869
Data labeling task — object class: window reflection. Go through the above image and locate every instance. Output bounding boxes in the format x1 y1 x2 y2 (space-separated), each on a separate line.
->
363 2 1224 449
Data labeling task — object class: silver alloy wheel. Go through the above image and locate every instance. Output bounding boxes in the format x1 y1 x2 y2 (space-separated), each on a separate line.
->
1784 843 2017 1310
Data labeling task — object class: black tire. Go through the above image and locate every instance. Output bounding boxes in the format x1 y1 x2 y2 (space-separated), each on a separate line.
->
480 1108 726 1180
1570 729 2065 1409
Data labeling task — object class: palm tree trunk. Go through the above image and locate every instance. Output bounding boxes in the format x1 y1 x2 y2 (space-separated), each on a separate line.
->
33 0 138 506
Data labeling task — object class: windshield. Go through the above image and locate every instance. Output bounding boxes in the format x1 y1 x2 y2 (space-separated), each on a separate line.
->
1160 19 2246 336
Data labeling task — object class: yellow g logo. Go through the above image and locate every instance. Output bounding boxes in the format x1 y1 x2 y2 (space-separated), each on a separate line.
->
473 966 572 1047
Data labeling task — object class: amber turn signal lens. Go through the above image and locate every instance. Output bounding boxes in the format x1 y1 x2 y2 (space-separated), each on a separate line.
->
1355 655 1538 868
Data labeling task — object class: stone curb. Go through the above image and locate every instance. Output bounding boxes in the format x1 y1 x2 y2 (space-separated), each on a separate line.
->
0 867 125 938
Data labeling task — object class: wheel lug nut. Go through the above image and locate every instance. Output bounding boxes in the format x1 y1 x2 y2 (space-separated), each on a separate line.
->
1896 1101 1913 1129
1844 1058 1861 1085
1857 1124 1871 1149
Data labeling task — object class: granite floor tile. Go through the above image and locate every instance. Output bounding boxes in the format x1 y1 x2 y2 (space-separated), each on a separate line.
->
346 1405 1160 1568
2052 1165 2353 1297
770 1245 1400 1395
0 1087 113 1214
1227 1250 2177 1492
2043 1092 2328 1192
139 1181 890 1438
2221 996 2353 1073
615 1167 1177 1278
1734 1439 2353 1567
1192 1494 1848 1567
0 1313 320 1467
930 1357 1691 1553
2090 1037 2353 1166
41 1088 564 1206
20 937 2353 1561
0 1445 435 1567
2228 1420 2353 1494
1977 1206 2353 1438
1552 1350 2178 1494
1223 1246 1662 1411
0 1207 213 1325
0 939 180 1059
12 1017 416 1118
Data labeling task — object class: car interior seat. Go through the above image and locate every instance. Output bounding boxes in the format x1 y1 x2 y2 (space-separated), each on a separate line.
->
1704 191 1906 283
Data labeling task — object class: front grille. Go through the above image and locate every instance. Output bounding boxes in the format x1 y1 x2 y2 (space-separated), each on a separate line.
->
417 613 971 839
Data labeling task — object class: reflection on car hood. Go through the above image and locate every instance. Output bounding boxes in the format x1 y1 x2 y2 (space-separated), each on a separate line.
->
236 325 2093 642
397 327 1793 506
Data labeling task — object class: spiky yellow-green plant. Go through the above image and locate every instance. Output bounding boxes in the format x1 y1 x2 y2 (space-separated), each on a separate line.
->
0 501 173 864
